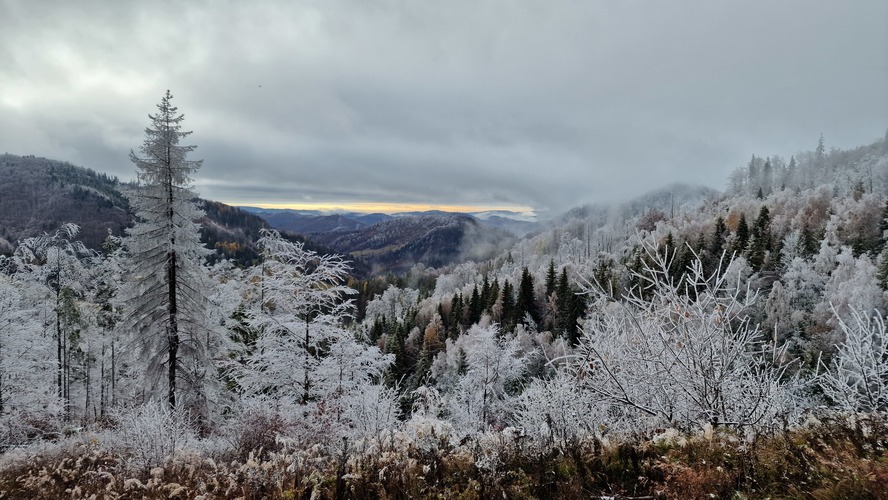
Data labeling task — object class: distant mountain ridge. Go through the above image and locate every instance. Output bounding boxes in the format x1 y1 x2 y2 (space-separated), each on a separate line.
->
0 154 511 275
240 206 540 236
243 210 515 274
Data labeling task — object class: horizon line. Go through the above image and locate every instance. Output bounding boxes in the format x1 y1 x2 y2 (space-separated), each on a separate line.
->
225 201 537 215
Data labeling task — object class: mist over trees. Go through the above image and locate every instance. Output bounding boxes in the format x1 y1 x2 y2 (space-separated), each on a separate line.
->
1 97 888 496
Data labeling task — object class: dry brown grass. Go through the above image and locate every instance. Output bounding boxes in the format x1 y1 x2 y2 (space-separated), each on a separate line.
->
1 415 886 499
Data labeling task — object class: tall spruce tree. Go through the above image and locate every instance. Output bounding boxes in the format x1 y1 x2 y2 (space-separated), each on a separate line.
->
480 276 491 311
500 280 515 331
748 206 772 271
468 285 482 325
710 217 726 259
487 278 500 312
545 259 557 297
516 267 538 326
121 90 214 412
556 267 570 336
733 213 750 257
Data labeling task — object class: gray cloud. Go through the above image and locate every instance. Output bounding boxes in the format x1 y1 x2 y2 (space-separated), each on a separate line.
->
1 0 886 213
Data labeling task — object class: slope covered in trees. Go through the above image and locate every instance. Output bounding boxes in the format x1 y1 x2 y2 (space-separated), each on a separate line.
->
0 154 130 250
0 154 359 270
312 213 515 275
2 108 888 497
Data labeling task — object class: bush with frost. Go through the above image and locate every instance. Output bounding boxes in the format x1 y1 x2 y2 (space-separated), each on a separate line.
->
576 244 807 433
820 309 888 414
108 403 196 471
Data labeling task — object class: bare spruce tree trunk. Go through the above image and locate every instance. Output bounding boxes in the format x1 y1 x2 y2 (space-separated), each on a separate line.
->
166 139 179 410
168 250 179 409
111 340 116 408
99 340 105 418
84 345 91 420
56 282 63 409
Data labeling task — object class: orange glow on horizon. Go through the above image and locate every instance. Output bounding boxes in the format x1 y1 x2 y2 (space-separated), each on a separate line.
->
228 201 536 215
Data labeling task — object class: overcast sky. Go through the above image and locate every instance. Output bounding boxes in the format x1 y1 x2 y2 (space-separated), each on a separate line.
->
2 0 886 215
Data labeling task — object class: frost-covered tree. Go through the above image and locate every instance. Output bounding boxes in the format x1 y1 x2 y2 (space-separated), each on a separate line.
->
0 273 61 447
820 309 888 413
512 372 601 449
93 233 124 417
814 248 885 329
433 324 531 433
239 230 393 444
576 245 804 431
364 285 420 325
119 90 215 412
241 229 358 401
12 223 93 420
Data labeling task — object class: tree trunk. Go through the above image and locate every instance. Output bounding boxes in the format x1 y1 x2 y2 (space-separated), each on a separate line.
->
0 340 4 415
100 339 106 418
168 249 179 409
56 287 63 409
166 140 179 410
302 315 310 404
84 342 91 420
111 339 116 408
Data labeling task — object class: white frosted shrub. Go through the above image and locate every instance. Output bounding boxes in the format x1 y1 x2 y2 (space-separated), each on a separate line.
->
109 403 196 471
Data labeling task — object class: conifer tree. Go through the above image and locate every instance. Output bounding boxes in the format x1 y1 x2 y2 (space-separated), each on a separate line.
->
815 133 826 163
516 267 538 326
385 324 408 387
500 280 515 331
480 276 491 311
468 285 482 325
672 243 694 285
748 206 772 271
661 232 675 259
762 158 773 194
566 288 585 346
754 206 772 250
786 156 797 188
454 347 468 376
556 267 570 336
748 206 771 271
801 223 819 257
487 278 500 312
449 294 463 338
436 303 448 335
710 216 726 260
545 259 557 297
120 90 214 412
733 214 750 257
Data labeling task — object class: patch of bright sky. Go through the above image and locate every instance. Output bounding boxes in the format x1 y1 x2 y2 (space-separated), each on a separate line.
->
237 201 537 216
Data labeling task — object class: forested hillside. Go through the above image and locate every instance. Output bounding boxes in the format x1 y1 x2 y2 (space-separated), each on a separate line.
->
312 213 514 275
245 209 522 274
2 123 888 498
0 154 358 269
0 154 130 250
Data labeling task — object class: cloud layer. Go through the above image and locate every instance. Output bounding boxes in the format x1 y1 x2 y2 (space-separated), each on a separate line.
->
2 0 886 213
